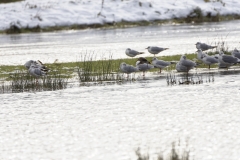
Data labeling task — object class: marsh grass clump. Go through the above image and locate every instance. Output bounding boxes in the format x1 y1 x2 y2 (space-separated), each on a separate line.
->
166 73 177 85
41 71 69 91
166 72 214 85
178 73 203 85
0 81 12 94
77 54 124 84
135 142 190 160
7 71 68 93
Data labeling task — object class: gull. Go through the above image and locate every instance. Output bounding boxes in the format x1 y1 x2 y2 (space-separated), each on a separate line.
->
136 60 154 77
195 42 217 51
152 57 175 73
176 55 197 73
125 48 144 57
213 54 227 68
28 63 48 77
119 62 139 78
231 48 240 59
137 57 151 64
218 51 240 69
146 46 169 57
24 60 36 70
24 60 49 84
28 63 48 84
196 49 218 69
24 60 49 72
176 61 189 72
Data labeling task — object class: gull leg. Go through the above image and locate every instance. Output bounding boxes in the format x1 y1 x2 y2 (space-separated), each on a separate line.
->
36 78 38 85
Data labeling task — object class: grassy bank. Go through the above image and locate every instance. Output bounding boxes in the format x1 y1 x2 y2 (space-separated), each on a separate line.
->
0 52 221 80
0 51 234 93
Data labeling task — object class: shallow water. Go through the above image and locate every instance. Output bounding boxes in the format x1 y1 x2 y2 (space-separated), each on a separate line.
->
1 69 240 160
1 20 240 65
1 20 240 160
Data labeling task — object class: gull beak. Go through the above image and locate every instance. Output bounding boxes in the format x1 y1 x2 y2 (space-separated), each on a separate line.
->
165 48 169 50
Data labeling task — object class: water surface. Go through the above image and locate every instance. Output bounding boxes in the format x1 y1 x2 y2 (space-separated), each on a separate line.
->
1 69 240 160
1 20 240 160
0 20 240 65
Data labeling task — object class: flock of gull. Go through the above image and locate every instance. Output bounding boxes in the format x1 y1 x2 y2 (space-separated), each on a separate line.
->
120 42 240 77
24 60 49 82
23 42 240 80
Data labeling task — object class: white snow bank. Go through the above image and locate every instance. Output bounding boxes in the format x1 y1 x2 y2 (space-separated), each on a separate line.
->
0 0 239 31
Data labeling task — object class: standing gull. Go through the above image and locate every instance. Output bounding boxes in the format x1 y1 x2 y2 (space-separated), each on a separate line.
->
119 62 139 78
196 49 218 69
231 48 240 59
152 57 175 73
125 48 144 57
136 59 154 77
176 55 197 73
146 46 169 57
218 51 240 69
176 61 189 72
195 42 217 51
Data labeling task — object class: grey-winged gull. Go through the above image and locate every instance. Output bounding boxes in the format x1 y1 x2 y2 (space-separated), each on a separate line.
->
176 61 189 72
218 51 240 69
24 60 36 70
146 46 169 57
125 48 144 57
195 42 217 51
196 49 218 69
136 59 154 77
25 60 49 84
152 57 175 73
24 60 49 72
176 55 197 73
28 64 48 77
28 63 48 84
231 48 240 59
119 62 139 78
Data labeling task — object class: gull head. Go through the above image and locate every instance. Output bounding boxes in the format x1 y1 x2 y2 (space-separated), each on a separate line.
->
181 55 187 60
196 49 203 54
152 57 158 61
136 60 141 66
218 50 224 55
121 62 127 66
